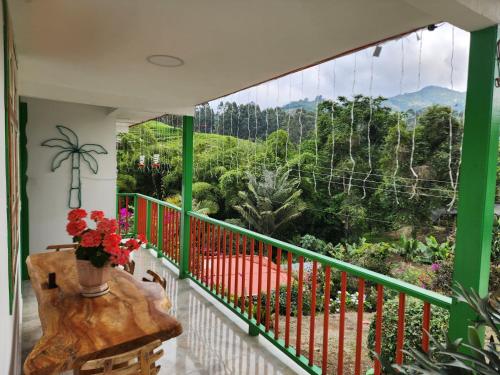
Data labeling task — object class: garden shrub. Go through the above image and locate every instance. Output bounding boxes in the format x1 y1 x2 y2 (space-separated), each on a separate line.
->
390 262 434 289
367 296 449 363
429 257 454 295
192 181 220 202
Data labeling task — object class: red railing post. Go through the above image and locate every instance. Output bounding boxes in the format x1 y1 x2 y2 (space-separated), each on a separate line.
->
422 302 431 353
285 251 292 348
354 278 365 375
274 248 282 339
296 256 304 356
396 293 406 365
256 241 263 325
322 266 331 375
337 271 347 375
248 238 255 318
308 261 318 366
374 284 384 375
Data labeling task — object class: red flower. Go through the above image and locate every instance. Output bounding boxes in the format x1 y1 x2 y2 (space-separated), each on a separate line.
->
80 230 102 248
137 234 147 244
97 218 118 234
66 219 87 236
67 208 87 222
90 210 105 222
110 249 131 266
103 233 122 255
125 238 140 251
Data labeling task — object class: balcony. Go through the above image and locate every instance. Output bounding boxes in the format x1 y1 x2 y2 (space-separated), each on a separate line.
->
108 193 453 375
22 247 298 374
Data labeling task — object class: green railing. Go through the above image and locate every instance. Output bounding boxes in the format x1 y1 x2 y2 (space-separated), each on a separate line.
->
117 192 452 375
117 193 182 267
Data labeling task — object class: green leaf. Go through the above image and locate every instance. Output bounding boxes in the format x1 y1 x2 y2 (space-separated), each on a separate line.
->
81 152 98 174
80 143 108 154
56 125 79 146
41 138 73 149
50 150 72 171
89 251 109 268
467 326 482 357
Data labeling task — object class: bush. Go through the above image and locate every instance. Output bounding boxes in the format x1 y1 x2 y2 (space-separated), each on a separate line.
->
192 181 220 202
390 262 434 289
367 297 449 363
348 240 395 275
117 173 136 192
429 258 454 295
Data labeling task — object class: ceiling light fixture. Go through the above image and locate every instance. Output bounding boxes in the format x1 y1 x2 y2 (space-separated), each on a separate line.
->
146 54 184 67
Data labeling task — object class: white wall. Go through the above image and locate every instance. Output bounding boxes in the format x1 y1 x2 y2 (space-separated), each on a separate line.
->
26 98 117 253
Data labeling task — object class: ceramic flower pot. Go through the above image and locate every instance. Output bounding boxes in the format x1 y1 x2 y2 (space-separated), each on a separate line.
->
75 259 111 297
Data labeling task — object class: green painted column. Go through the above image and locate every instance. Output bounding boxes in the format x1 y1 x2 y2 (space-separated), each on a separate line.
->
20 101 29 281
449 25 500 342
179 115 194 279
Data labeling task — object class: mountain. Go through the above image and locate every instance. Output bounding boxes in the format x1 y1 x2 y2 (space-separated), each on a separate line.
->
280 86 466 113
281 95 324 112
383 85 465 112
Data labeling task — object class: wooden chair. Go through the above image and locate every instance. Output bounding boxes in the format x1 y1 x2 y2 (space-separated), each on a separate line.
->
142 270 166 290
46 243 78 252
123 260 136 275
75 339 163 374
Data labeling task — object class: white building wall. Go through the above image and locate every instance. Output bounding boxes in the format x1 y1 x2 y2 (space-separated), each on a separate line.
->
26 98 117 253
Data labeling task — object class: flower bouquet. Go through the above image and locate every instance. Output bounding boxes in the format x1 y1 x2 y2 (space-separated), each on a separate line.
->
66 208 146 297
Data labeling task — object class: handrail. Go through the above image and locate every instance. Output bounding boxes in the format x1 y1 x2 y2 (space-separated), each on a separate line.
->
132 193 182 212
187 210 452 309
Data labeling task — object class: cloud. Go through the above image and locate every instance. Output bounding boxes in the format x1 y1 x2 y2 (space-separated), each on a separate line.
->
213 23 469 109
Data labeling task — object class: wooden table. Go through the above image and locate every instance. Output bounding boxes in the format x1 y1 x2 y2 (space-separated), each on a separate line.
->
23 250 182 375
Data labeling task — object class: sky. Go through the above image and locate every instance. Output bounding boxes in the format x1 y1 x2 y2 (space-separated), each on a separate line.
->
211 23 470 109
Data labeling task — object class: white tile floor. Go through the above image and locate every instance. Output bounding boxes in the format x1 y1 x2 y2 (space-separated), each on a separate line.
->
22 249 297 374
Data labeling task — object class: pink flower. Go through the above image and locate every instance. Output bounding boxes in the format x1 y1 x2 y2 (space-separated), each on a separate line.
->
90 210 105 222
80 230 102 248
97 218 118 234
431 263 441 272
66 220 87 236
67 208 87 222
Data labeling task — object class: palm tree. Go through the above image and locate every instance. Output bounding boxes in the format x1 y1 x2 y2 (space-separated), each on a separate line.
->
234 168 306 236
42 125 107 208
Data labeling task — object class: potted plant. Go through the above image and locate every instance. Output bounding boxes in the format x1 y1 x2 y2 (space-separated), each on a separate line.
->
66 208 146 297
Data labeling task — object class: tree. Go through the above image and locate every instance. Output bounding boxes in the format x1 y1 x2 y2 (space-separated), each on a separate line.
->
42 125 107 208
233 168 306 236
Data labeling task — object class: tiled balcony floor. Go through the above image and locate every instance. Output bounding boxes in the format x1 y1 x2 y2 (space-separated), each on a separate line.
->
22 249 298 374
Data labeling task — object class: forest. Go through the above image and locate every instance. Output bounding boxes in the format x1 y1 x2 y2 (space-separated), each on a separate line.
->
117 95 499 294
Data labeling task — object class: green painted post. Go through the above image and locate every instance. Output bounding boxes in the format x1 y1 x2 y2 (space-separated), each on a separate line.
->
157 205 164 258
20 101 29 281
179 115 194 279
449 25 500 342
133 194 138 235
145 199 152 245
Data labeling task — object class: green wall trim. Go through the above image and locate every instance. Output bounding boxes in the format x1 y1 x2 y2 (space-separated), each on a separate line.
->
3 0 13 314
449 25 500 342
179 115 193 279
20 101 29 281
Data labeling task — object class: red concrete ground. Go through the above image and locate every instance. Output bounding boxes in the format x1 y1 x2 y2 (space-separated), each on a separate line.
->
203 255 288 296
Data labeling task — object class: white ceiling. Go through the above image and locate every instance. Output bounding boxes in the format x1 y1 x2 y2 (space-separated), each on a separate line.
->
9 0 500 120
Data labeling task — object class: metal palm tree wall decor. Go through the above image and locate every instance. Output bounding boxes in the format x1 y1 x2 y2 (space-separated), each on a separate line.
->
42 125 108 208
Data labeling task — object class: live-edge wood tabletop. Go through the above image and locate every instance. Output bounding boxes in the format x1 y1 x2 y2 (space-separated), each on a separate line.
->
23 250 182 375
